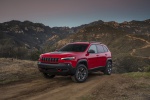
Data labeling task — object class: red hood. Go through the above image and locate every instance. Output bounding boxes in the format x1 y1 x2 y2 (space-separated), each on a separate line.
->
41 52 82 58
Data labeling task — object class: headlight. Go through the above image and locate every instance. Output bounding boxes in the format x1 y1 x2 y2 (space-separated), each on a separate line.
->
39 54 43 60
61 57 75 60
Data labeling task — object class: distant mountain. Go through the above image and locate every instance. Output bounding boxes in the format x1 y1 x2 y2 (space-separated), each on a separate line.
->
0 20 75 48
106 20 150 34
75 19 150 34
0 20 74 59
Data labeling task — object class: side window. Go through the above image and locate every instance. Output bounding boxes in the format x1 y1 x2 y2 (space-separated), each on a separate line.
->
88 45 98 53
97 45 105 53
103 45 108 52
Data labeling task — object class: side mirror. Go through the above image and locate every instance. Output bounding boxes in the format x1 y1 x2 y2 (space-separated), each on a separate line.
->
88 49 95 53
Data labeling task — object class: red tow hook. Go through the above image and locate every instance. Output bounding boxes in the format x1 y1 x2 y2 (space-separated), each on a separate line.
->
57 69 62 72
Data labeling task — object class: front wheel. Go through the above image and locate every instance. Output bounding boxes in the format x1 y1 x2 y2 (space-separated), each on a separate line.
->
71 64 88 83
104 61 112 75
43 73 55 79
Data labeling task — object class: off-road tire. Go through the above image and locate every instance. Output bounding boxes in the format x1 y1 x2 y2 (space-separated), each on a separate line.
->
104 61 112 75
71 64 88 83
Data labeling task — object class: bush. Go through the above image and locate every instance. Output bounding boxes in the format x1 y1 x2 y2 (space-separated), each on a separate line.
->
115 55 148 73
30 51 41 61
144 66 150 72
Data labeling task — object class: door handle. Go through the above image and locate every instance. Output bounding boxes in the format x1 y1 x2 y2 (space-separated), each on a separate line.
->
96 55 99 56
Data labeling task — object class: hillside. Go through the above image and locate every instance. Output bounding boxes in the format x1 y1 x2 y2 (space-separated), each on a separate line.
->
0 20 74 59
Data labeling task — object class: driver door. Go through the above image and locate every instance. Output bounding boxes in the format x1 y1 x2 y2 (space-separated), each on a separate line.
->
87 45 98 69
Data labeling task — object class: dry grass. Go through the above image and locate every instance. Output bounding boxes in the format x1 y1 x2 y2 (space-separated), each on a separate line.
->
0 58 42 84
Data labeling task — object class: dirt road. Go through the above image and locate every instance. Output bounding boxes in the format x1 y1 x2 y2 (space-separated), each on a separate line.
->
126 34 150 59
1 73 150 100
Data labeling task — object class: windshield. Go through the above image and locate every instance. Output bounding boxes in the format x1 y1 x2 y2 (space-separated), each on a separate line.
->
59 44 88 52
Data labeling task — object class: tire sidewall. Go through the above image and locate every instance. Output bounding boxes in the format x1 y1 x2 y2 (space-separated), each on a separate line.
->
105 61 112 75
74 64 88 83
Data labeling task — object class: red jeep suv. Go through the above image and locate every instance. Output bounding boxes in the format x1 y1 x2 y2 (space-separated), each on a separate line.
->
38 42 112 82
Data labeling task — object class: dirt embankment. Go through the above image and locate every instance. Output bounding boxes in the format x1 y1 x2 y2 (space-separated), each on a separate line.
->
0 58 41 84
0 58 150 100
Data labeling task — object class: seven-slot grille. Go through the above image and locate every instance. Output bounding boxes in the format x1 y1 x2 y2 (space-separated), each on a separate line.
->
41 57 59 62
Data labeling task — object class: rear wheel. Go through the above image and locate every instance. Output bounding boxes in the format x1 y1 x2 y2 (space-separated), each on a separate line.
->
71 64 88 83
104 61 112 75
43 73 55 79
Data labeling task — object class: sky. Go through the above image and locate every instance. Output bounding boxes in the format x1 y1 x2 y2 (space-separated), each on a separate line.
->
0 0 150 27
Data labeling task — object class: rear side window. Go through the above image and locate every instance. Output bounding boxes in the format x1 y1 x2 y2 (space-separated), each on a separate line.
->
97 45 105 53
88 45 98 53
103 45 109 52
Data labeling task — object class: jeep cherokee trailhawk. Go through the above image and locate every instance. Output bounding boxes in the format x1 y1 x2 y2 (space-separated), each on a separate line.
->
38 42 112 82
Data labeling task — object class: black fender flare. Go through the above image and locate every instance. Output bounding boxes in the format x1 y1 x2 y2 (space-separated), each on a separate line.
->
76 59 88 68
107 58 112 64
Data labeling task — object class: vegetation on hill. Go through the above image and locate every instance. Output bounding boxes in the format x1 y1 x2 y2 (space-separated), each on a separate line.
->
0 20 74 60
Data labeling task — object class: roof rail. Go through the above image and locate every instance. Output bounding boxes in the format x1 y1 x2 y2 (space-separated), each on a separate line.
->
89 41 102 44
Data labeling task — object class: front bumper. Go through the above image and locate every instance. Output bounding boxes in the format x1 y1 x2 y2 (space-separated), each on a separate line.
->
38 62 76 75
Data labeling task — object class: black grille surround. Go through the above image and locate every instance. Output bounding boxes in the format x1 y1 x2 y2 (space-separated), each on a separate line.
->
41 57 59 63
38 63 76 75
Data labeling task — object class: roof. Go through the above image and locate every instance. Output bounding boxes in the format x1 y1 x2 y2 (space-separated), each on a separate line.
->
70 41 102 45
